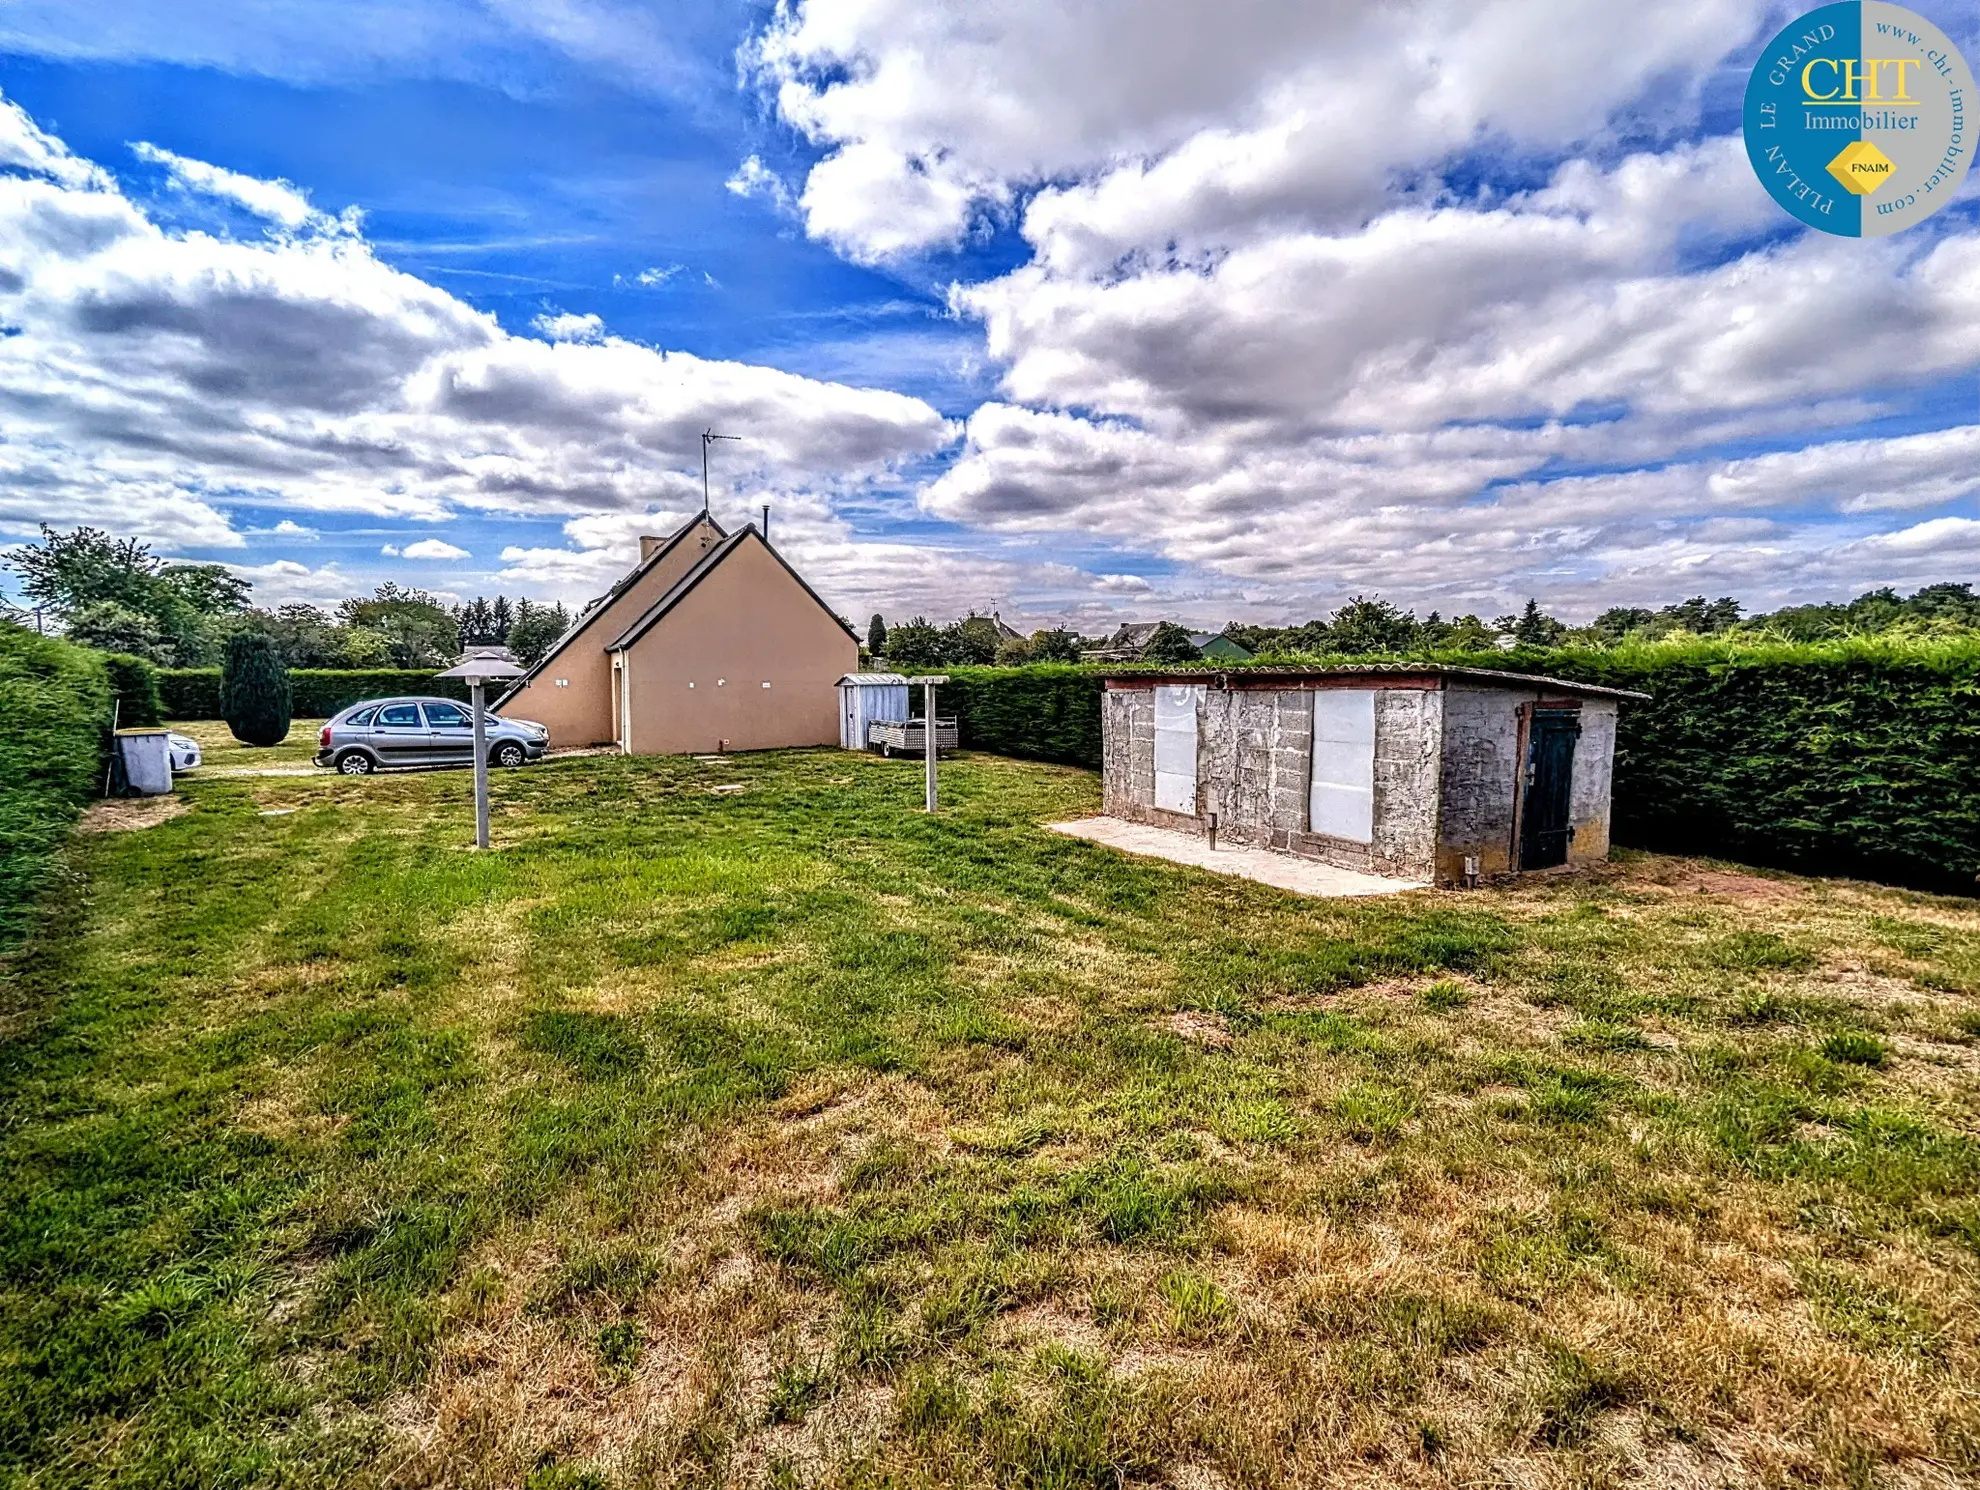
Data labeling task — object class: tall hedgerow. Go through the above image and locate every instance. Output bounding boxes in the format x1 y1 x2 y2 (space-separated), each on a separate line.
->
912 637 1980 893
220 632 292 746
100 653 162 728
0 623 110 947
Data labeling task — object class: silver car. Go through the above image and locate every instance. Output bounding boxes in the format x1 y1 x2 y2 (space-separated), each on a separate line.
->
314 696 549 775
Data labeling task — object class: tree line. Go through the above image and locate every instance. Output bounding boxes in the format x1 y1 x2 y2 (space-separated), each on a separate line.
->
1222 585 1980 657
2 526 575 670
863 613 1085 668
863 582 1980 668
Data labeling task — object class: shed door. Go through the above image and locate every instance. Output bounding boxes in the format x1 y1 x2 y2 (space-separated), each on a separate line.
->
1519 710 1581 869
1309 689 1376 843
1153 685 1201 815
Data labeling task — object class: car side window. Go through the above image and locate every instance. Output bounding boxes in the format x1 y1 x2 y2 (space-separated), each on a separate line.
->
423 702 469 728
347 708 377 727
376 703 422 728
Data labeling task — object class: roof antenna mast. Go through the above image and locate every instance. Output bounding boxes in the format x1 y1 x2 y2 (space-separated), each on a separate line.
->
701 428 740 514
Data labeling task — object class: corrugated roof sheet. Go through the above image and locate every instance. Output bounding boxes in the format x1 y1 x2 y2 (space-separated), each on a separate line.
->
1098 662 1649 700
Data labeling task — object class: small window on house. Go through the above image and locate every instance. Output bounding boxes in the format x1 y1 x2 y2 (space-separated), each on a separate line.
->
1310 689 1376 843
761 681 771 689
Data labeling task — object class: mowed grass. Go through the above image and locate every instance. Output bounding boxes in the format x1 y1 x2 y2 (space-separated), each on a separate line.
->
3 744 1980 1490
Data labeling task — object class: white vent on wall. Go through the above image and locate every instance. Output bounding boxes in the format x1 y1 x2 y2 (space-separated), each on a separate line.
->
1310 689 1376 843
1153 685 1202 815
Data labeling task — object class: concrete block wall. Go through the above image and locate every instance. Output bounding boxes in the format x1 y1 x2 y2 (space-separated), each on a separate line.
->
1367 687 1443 881
1437 684 1524 878
1100 688 1157 820
1566 699 1618 865
1100 682 1443 882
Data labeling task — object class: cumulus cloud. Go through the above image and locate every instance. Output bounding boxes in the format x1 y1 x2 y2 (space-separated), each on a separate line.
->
383 538 470 560
747 0 1772 262
735 0 1980 618
130 141 322 230
495 492 1178 628
0 91 956 565
532 310 606 342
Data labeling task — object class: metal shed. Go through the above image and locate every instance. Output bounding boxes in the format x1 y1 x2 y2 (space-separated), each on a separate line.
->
1098 665 1647 886
838 672 910 750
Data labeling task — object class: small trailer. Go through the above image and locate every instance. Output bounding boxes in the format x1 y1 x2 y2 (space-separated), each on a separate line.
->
867 717 959 757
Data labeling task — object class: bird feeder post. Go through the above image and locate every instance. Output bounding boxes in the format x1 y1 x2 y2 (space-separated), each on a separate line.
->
435 655 526 850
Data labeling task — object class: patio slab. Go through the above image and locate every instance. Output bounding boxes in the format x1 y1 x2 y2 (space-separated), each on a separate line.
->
1048 816 1424 899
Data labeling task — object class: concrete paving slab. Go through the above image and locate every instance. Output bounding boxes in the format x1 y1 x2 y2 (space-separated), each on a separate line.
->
1048 816 1424 899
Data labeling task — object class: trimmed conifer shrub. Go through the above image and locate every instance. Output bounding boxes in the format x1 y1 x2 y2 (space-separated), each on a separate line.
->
220 632 292 746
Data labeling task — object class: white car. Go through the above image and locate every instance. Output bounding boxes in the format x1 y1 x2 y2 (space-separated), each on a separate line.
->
166 732 202 772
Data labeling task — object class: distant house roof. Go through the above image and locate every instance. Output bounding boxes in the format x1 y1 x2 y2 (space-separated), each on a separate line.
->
607 524 860 652
991 612 1024 641
1098 662 1648 700
495 512 724 704
1189 632 1254 659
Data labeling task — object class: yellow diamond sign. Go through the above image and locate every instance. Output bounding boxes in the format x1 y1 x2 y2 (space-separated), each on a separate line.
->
1827 140 1896 196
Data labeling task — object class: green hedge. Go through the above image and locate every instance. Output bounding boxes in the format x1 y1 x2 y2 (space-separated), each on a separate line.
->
1482 638 1980 894
101 654 162 728
906 664 1108 767
0 624 111 948
157 669 471 721
911 642 1980 893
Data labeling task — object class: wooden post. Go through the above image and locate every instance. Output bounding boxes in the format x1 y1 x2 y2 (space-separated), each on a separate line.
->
922 677 938 812
472 680 490 849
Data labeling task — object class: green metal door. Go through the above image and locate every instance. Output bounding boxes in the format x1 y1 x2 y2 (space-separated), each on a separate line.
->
1519 710 1581 870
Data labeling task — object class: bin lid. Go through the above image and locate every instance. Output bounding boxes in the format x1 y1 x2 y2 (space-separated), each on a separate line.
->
115 727 172 737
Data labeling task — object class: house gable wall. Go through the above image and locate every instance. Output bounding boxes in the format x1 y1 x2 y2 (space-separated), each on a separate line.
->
620 536 857 755
499 517 721 747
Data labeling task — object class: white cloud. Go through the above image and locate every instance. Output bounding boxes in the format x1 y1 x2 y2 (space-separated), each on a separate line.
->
130 141 322 230
0 0 703 97
734 0 1980 622
384 538 470 560
222 557 358 605
724 155 794 213
747 0 1772 262
0 91 956 566
532 309 606 343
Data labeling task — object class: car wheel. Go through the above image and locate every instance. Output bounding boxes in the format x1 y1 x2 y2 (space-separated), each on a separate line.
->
492 742 526 768
336 750 375 776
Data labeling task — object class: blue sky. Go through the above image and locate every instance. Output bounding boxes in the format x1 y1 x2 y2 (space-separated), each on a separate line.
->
0 0 1975 631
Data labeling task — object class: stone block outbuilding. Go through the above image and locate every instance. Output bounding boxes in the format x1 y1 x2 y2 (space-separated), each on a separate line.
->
1099 666 1646 886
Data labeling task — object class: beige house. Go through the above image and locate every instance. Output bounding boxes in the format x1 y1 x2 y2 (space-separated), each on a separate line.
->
496 513 858 754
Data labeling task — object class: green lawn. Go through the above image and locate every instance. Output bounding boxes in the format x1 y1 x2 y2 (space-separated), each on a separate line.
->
3 744 1978 1489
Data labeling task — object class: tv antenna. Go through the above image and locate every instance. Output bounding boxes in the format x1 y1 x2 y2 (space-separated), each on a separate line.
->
701 429 740 512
